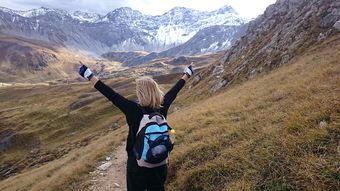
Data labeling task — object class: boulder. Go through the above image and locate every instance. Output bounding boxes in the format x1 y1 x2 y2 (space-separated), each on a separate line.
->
320 1 340 28
320 14 340 28
280 55 291 65
210 80 228 93
333 20 340 31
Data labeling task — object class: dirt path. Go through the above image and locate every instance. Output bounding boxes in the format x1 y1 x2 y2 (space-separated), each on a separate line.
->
88 143 127 191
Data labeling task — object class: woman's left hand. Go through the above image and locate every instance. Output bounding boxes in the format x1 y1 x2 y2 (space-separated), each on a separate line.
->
184 64 194 78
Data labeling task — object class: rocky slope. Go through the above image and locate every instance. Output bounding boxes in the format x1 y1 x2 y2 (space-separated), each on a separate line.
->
189 0 340 94
0 6 248 55
0 34 122 83
160 24 248 56
103 24 247 66
0 34 63 83
101 51 148 65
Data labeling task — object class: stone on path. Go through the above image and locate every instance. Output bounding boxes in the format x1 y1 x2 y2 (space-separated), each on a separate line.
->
97 162 113 171
114 183 120 188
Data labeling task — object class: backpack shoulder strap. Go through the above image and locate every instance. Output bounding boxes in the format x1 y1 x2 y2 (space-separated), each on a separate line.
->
139 106 163 118
148 112 164 120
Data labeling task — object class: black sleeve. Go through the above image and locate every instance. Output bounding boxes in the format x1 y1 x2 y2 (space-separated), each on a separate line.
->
94 80 138 116
162 79 186 113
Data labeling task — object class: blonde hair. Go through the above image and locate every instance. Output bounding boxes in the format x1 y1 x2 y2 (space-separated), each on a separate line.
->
136 76 164 109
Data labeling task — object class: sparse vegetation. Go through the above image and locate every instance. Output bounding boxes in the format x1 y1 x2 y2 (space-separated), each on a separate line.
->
0 77 130 188
166 35 340 191
0 70 183 190
0 34 339 191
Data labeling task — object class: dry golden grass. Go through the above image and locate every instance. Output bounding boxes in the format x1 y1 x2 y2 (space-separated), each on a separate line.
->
166 36 340 190
0 78 132 190
0 34 338 190
0 72 182 190
0 33 128 84
0 127 127 191
0 33 219 85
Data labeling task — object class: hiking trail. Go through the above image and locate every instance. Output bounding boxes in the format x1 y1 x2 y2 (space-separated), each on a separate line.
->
87 143 127 191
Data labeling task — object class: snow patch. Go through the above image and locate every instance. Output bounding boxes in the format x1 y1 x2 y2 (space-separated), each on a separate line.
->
222 40 231 47
71 11 101 23
155 25 195 45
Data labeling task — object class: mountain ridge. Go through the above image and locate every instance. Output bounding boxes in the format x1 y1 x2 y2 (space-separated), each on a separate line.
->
0 5 248 56
0 33 223 83
0 0 339 190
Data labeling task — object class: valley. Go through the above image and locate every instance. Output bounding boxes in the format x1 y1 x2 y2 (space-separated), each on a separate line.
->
0 0 339 190
0 33 338 191
0 34 221 84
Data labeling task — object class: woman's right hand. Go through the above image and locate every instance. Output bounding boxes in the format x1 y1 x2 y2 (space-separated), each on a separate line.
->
78 61 94 81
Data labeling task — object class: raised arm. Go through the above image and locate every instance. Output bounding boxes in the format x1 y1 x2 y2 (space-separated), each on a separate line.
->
77 61 137 115
163 64 194 111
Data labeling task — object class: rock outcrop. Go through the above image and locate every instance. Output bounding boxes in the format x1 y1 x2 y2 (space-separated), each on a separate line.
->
191 0 339 93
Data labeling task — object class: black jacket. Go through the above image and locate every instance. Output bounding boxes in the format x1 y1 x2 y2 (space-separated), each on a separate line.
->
94 79 185 171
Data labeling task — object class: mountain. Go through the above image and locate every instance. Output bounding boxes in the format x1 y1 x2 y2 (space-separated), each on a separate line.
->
0 34 65 83
160 24 248 56
103 24 248 66
189 0 340 94
0 0 339 190
0 34 122 83
0 6 248 55
0 33 222 83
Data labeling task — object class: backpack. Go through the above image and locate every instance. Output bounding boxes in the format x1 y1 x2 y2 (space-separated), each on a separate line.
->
133 111 173 168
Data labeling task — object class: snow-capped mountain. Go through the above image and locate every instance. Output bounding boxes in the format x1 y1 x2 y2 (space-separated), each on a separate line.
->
0 6 249 57
101 6 247 51
109 24 248 66
70 11 101 23
0 7 65 17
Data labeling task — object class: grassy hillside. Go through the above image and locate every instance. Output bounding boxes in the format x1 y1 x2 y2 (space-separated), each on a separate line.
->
0 71 185 190
0 34 216 85
0 79 127 182
0 34 101 83
0 35 338 190
165 35 340 190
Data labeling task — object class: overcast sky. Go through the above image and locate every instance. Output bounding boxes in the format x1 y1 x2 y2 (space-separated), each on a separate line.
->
1 0 277 18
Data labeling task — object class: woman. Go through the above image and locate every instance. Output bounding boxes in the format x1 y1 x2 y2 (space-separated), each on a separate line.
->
77 61 194 191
